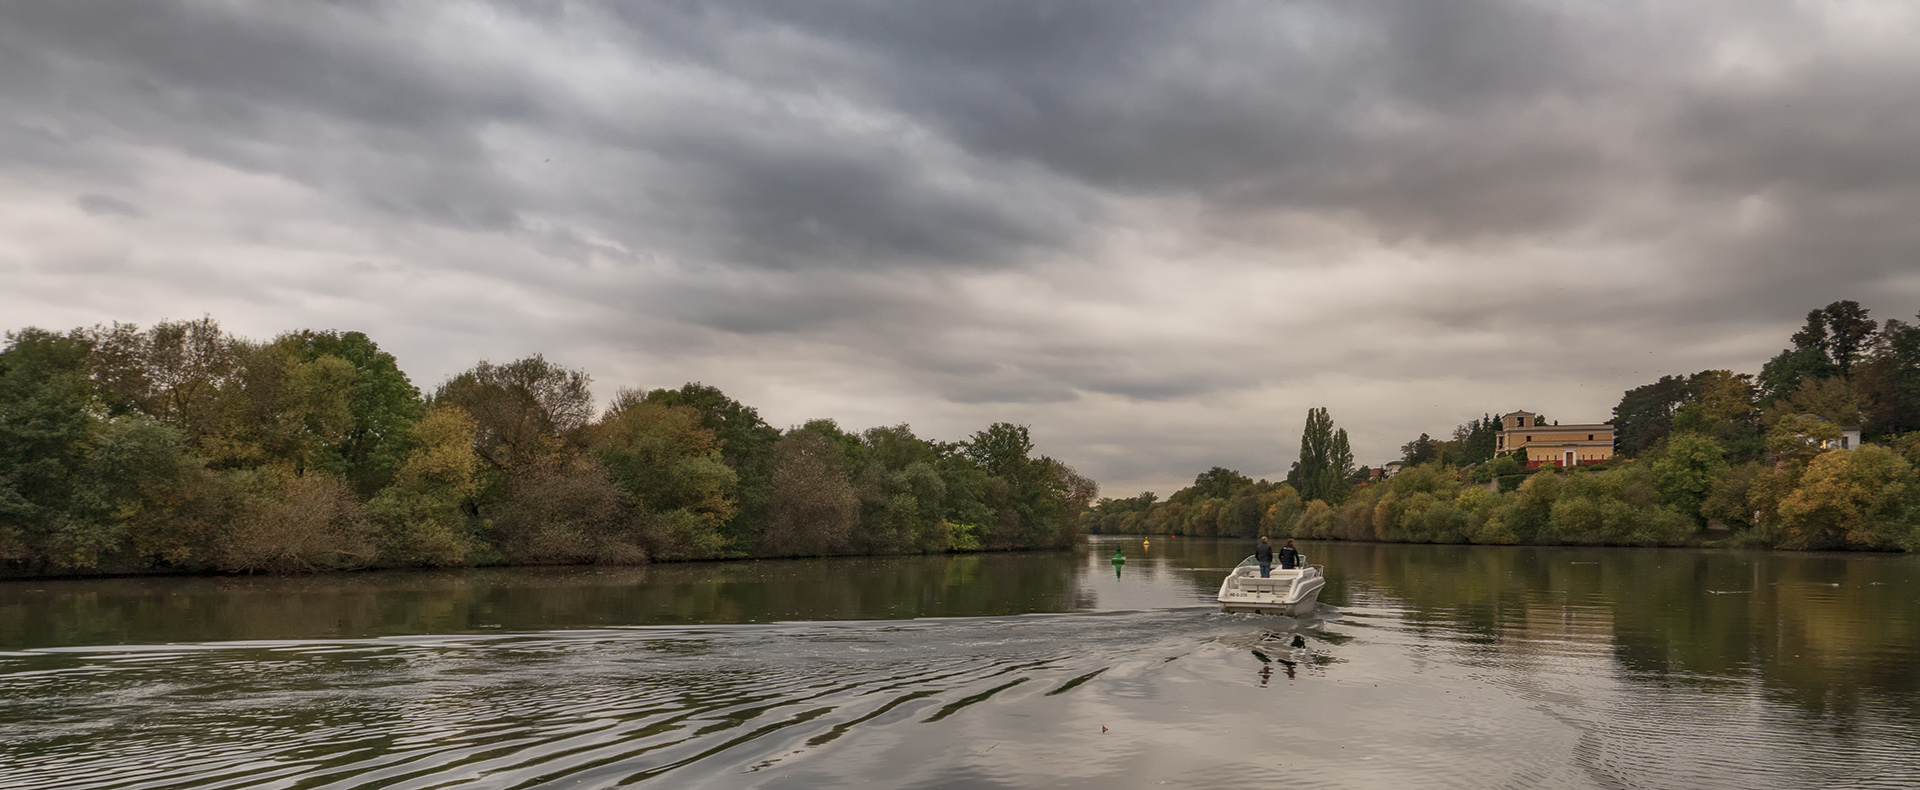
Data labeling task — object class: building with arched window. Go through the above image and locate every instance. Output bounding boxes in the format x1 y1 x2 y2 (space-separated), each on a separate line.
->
1494 411 1615 467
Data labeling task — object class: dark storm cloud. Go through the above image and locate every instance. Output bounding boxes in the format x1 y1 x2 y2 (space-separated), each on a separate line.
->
0 2 1089 274
713 0 1659 239
6 0 1920 494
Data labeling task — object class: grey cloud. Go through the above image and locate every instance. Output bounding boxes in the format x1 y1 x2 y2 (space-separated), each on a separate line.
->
649 273 920 336
76 194 143 218
0 2 1092 274
6 1 1920 495
715 1 1663 238
644 127 1083 271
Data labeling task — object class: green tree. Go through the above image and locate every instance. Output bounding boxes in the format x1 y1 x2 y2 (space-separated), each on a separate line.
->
1400 433 1439 466
3 328 232 573
1857 315 1920 436
1758 347 1832 406
964 422 1035 480
1083 490 1158 535
960 423 1087 548
83 317 236 434
1670 371 1763 463
366 404 482 567
1289 407 1353 504
934 447 997 545
86 414 216 570
1689 370 1760 423
236 343 358 474
433 355 593 475
1765 377 1868 432
1450 415 1500 466
643 383 780 549
0 329 105 570
1612 375 1690 458
1702 461 1765 532
273 330 425 497
965 422 1041 547
1758 301 1879 403
1191 466 1253 500
1046 459 1099 546
594 399 737 559
1615 370 1762 460
798 418 866 477
434 357 634 566
1765 414 1843 467
1798 300 1879 378
855 425 947 553
1650 433 1729 525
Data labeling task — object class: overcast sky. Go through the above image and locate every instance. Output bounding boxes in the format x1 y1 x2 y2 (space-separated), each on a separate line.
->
5 1 1920 497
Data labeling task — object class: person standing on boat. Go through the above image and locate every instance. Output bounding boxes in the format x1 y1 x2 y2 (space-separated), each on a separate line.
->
1278 539 1300 570
1254 537 1274 578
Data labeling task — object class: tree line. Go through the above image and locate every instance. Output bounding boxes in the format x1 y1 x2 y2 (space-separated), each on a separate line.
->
1084 300 1920 553
0 318 1095 576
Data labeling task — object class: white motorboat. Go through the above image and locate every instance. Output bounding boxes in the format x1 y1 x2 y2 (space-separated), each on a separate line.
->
1217 554 1325 616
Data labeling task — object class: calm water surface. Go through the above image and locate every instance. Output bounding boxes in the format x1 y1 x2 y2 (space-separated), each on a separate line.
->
3 538 1917 789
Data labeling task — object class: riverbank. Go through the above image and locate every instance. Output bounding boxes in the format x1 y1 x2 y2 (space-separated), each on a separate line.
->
1085 452 1920 553
2 320 1094 579
0 543 1076 583
1095 523 1841 551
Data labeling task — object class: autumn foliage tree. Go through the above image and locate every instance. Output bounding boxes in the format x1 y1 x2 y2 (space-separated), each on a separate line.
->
762 429 859 557
595 399 737 560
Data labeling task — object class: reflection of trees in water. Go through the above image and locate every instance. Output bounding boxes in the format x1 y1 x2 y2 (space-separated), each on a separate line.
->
0 553 1089 648
1318 541 1920 722
8 540 1916 727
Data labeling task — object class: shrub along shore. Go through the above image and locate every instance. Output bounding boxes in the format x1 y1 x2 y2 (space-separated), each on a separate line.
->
1086 300 1920 554
0 319 1095 578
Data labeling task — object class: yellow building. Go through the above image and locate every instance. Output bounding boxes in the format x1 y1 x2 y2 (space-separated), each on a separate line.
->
1494 410 1615 467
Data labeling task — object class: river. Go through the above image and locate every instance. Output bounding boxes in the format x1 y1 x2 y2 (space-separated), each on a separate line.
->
3 537 1916 789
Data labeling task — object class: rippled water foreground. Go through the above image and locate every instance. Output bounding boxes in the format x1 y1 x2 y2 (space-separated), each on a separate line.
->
4 539 1917 789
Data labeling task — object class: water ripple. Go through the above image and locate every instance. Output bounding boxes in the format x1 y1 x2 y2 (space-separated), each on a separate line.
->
5 602 1919 789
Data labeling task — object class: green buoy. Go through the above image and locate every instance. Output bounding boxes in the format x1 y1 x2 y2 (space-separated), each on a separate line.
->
1111 550 1125 564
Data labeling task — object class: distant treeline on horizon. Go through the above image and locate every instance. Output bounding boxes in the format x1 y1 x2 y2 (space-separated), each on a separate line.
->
0 318 1095 577
1086 300 1920 553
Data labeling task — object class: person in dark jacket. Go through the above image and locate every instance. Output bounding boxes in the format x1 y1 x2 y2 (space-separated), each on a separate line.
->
1278 539 1300 570
1254 536 1274 578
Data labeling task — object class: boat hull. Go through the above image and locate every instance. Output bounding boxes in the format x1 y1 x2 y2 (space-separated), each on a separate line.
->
1218 590 1321 617
1217 562 1325 617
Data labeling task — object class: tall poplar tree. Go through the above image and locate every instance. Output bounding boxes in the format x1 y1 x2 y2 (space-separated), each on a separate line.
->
1289 407 1354 504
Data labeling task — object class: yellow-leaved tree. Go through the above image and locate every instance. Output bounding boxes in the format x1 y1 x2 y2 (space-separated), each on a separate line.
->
594 399 737 561
1775 445 1917 550
365 404 481 566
